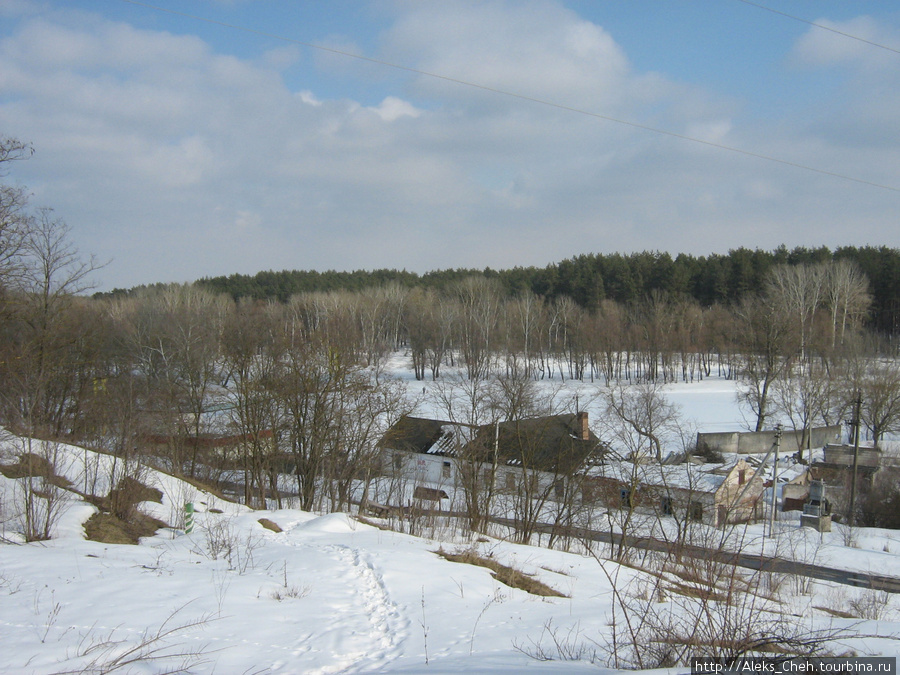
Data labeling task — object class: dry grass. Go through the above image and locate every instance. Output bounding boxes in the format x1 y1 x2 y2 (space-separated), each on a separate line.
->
84 477 166 544
436 548 567 598
814 605 855 619
84 511 167 545
0 452 72 488
257 518 282 533
353 515 395 532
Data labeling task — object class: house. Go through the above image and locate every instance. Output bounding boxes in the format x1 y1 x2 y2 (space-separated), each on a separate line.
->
378 412 606 496
585 458 764 528
378 415 473 486
782 444 883 512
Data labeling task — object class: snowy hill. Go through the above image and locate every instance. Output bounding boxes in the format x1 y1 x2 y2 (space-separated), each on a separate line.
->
2 358 900 673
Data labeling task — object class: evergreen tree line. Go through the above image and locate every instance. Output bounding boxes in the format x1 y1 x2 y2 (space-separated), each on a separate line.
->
181 246 900 336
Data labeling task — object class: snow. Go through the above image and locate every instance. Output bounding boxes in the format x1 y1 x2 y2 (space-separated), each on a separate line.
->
1 357 899 673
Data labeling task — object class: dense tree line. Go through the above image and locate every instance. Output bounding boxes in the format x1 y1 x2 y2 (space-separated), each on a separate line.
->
177 246 900 336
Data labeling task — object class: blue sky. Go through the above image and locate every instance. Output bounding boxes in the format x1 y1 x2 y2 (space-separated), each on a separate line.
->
1 0 899 290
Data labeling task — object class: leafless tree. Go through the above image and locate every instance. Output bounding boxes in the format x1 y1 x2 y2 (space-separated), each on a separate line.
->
405 287 452 381
452 276 501 380
766 263 826 366
772 360 837 462
825 259 871 352
0 137 33 293
502 289 546 380
600 380 684 462
429 373 502 532
856 358 900 446
222 299 283 507
274 328 338 512
115 285 229 478
594 381 689 560
733 294 795 431
587 299 626 385
0 211 104 436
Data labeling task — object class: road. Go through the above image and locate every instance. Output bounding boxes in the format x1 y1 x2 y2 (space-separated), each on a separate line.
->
373 503 900 593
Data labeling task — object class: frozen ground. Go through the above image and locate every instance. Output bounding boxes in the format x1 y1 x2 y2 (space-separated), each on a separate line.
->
1 354 899 673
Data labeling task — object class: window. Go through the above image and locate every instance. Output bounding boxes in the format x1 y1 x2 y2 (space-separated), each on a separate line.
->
620 487 633 508
393 454 403 473
506 472 516 491
660 496 673 516
689 501 704 522
738 469 746 486
442 461 451 479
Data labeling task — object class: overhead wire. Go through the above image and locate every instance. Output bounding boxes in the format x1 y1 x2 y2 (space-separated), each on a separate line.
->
735 0 900 56
115 0 900 194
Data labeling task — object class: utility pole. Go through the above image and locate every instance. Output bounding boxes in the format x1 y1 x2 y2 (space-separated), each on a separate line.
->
769 424 782 538
848 393 862 528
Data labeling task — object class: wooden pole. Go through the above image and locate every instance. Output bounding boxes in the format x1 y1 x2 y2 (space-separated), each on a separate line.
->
848 394 862 528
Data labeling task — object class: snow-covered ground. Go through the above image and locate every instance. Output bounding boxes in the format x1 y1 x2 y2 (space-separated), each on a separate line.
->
1 355 899 673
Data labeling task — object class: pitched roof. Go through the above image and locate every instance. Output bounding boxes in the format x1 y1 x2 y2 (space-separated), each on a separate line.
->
380 413 604 475
378 416 471 456
464 414 604 474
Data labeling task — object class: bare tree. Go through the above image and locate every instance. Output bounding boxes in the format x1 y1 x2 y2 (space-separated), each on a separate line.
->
772 360 837 462
0 136 33 292
452 276 501 380
825 259 871 352
0 210 104 436
587 299 626 385
222 299 283 507
600 381 684 462
766 263 826 366
596 381 688 560
733 294 795 431
116 285 229 477
274 328 338 512
489 376 573 543
324 373 409 512
429 373 502 532
502 289 546 380
857 358 900 446
405 287 451 381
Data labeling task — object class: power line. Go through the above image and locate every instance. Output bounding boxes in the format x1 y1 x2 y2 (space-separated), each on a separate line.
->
736 0 900 56
116 0 900 194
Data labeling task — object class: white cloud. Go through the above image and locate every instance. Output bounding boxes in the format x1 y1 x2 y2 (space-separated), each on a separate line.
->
382 0 636 113
792 16 899 70
0 2 896 289
368 96 421 121
789 17 900 148
298 90 322 106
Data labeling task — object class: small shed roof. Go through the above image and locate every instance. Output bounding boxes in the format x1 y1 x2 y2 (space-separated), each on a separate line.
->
586 459 756 496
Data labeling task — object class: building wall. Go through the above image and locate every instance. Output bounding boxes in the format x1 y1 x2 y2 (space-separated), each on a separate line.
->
697 425 842 455
382 448 567 501
705 460 763 525
822 445 881 467
383 448 456 486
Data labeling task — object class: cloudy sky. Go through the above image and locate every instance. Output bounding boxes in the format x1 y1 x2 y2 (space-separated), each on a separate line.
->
1 1 899 290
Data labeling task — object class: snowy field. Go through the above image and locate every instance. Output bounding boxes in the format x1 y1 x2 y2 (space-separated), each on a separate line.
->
1 355 899 673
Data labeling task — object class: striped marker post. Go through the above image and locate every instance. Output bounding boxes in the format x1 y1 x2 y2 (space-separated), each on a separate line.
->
185 502 194 534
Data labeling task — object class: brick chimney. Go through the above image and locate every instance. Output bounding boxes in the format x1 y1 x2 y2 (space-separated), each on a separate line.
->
576 411 589 440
